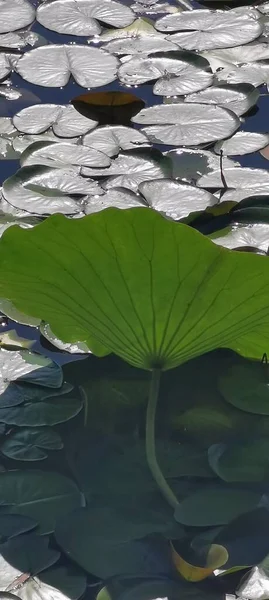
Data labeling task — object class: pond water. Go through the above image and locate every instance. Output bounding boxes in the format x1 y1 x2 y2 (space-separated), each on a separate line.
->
1 2 269 600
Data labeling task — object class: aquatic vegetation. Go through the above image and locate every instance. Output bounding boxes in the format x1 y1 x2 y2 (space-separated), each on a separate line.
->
1 0 269 599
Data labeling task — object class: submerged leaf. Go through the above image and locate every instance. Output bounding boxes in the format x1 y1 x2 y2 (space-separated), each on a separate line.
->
1 209 269 370
0 470 83 533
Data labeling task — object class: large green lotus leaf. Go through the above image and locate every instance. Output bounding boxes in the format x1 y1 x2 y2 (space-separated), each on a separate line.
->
1 208 269 370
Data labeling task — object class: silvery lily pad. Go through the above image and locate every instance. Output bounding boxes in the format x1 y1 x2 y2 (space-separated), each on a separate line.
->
0 348 62 406
2 165 103 216
103 35 177 55
197 167 269 189
237 566 269 600
1 564 86 600
185 83 259 117
220 188 269 204
37 0 135 36
13 104 98 137
0 0 35 34
20 141 111 169
214 132 269 156
82 125 150 156
156 10 262 50
138 178 217 219
202 43 269 67
132 103 240 146
40 323 91 354
132 1 179 15
0 53 14 80
0 427 63 461
15 45 119 88
215 62 269 87
0 213 36 237
12 131 79 154
164 148 239 182
213 224 269 252
84 186 145 213
0 31 43 50
0 298 41 327
81 149 171 189
118 51 213 95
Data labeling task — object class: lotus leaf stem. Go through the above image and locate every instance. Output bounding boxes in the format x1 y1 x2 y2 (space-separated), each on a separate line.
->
146 369 179 510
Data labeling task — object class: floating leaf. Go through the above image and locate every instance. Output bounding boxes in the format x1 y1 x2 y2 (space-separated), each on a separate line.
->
0 513 37 540
198 167 269 189
156 10 262 50
81 149 171 189
202 42 269 67
82 125 150 157
40 323 91 354
138 179 217 219
237 565 269 600
13 104 98 137
16 45 119 88
84 187 145 213
0 395 82 426
103 34 177 55
0 534 60 577
215 132 269 156
55 508 173 578
132 103 240 146
185 83 259 117
0 427 63 461
175 487 263 526
219 363 269 415
215 62 269 87
20 141 111 169
3 165 103 216
0 0 35 34
118 51 213 95
0 470 83 534
36 0 135 36
208 439 269 482
0 348 62 406
1 209 269 369
165 148 238 182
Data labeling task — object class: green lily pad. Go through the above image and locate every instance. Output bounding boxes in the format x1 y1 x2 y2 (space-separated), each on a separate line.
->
208 438 269 482
219 363 269 414
0 513 37 540
0 209 269 370
175 486 262 526
0 427 63 460
0 470 83 534
0 396 82 426
55 508 173 579
0 533 60 576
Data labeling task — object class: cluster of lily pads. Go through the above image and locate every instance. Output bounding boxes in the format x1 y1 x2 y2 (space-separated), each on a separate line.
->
3 1 269 600
1 0 269 256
